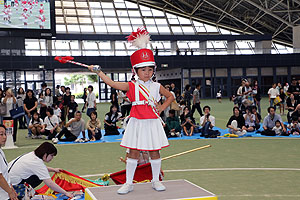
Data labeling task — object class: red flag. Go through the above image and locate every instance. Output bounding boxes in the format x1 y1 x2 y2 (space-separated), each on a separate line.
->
110 163 164 185
36 170 101 195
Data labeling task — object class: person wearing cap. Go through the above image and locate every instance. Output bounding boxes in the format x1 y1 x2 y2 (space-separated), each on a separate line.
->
288 77 300 101
88 28 174 194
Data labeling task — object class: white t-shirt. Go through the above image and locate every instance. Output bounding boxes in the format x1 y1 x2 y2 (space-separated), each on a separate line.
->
243 114 255 127
268 88 279 98
87 92 96 108
200 115 215 128
1 97 15 117
43 115 59 130
8 152 50 185
0 149 10 200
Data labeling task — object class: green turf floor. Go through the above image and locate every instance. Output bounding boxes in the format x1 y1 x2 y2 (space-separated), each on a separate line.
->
3 98 297 200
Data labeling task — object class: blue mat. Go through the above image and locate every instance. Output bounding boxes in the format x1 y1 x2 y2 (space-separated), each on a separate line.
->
57 123 300 145
57 129 123 144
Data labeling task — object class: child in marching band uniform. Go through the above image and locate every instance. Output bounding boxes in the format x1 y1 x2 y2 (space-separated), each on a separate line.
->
21 8 29 26
7 5 11 23
89 28 174 195
37 9 45 29
3 5 9 23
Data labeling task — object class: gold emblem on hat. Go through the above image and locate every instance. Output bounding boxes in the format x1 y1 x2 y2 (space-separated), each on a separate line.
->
141 52 149 60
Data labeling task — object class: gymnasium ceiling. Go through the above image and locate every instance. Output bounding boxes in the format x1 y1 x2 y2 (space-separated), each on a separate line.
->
127 0 300 46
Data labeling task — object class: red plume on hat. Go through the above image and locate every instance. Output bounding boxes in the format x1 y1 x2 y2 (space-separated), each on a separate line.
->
127 27 155 69
127 27 150 49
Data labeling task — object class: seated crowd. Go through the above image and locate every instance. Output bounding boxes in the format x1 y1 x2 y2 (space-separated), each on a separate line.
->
1 76 300 145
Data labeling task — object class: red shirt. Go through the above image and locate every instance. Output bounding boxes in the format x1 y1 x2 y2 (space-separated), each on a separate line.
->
126 81 159 119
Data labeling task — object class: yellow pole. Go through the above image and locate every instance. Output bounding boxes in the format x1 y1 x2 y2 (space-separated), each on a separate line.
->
162 145 211 161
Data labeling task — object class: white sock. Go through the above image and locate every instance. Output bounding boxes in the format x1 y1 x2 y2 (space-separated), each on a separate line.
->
125 158 138 184
150 158 161 182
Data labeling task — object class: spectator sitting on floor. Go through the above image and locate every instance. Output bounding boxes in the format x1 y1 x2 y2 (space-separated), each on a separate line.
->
272 120 283 136
291 104 300 122
41 107 59 140
28 112 43 139
200 106 215 137
262 106 286 136
226 107 247 136
243 107 256 132
164 109 181 137
52 111 87 144
104 105 122 135
289 117 300 135
180 106 195 136
87 111 101 141
251 106 261 130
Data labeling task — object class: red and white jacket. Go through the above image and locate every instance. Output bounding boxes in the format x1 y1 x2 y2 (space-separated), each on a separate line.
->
126 80 161 119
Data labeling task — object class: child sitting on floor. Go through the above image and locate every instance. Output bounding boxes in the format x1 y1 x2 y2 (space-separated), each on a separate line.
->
272 120 283 136
165 109 181 137
28 112 43 139
290 117 300 135
104 105 122 135
87 111 101 141
180 106 196 136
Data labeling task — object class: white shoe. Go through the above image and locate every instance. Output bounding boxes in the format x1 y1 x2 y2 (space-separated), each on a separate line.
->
52 138 59 144
152 181 166 191
83 138 89 142
175 132 180 137
117 183 133 194
170 132 175 136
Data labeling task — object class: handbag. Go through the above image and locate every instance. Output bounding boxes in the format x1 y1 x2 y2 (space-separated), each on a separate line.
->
9 106 25 119
274 96 281 105
0 103 6 115
170 100 181 111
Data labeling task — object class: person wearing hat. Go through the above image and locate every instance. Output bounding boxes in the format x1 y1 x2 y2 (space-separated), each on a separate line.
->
288 77 300 101
88 28 174 194
21 7 29 26
37 9 46 29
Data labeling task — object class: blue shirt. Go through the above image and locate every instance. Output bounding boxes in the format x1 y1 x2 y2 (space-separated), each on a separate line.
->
263 114 282 129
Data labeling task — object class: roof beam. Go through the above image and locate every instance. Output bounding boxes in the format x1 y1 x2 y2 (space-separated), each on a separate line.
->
244 0 285 32
217 1 243 24
203 0 264 34
161 0 187 14
244 0 294 27
191 0 204 15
